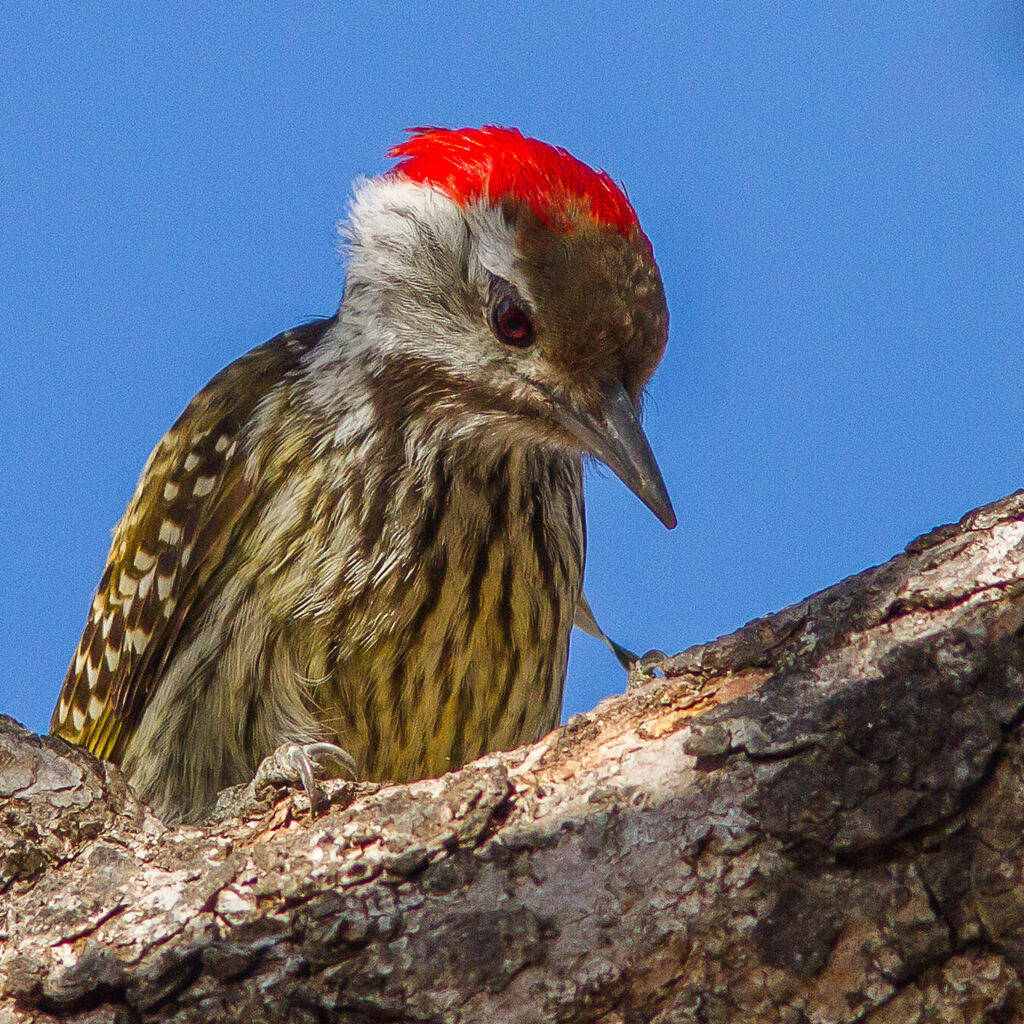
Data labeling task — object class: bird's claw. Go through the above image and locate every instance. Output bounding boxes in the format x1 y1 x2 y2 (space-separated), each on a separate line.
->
626 649 669 691
254 741 359 815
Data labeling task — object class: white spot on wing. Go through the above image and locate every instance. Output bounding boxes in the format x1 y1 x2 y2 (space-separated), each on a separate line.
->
105 645 120 671
181 545 193 568
127 627 149 655
117 572 137 597
86 659 99 688
72 705 86 732
193 475 216 497
159 521 183 545
215 435 231 453
88 694 104 721
57 699 69 725
163 481 180 501
157 573 174 600
184 453 200 472
134 549 155 571
137 569 155 600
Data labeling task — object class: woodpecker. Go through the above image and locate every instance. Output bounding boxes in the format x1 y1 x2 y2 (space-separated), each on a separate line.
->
51 126 675 822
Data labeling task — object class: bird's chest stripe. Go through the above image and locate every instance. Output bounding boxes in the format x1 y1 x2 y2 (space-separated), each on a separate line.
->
308 448 582 780
399 456 579 651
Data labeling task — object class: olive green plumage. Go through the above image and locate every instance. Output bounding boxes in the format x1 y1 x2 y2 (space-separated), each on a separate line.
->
51 129 672 822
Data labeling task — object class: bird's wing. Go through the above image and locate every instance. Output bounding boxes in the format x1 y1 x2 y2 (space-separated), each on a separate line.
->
51 321 329 763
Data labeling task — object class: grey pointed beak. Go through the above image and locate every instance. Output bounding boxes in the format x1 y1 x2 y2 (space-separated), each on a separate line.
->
553 379 677 529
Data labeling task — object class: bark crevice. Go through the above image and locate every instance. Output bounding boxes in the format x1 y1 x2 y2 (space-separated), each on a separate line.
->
6 491 1024 1022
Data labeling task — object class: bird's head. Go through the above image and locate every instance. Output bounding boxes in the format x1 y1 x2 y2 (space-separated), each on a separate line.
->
335 126 675 528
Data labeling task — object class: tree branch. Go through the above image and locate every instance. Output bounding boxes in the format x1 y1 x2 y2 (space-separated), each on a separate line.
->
6 491 1024 1022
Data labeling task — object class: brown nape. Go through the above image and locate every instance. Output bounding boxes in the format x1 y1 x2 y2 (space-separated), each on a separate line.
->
510 201 669 405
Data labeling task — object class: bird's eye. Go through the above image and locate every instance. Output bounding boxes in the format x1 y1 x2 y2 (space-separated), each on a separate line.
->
492 298 535 348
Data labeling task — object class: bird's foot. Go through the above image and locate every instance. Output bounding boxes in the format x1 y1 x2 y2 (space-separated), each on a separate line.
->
211 741 358 821
626 648 669 690
254 741 358 815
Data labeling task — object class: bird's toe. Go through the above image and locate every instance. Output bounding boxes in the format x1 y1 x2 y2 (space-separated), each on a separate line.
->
253 741 359 815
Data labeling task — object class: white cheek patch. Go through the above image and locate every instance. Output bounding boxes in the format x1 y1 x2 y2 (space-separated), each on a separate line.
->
343 177 536 310
332 177 474 367
308 174 542 413
342 177 468 273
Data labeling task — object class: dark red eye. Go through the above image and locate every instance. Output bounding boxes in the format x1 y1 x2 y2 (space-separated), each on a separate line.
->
492 298 535 347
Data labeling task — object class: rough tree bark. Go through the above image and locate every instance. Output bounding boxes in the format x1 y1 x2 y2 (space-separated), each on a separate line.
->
5 491 1024 1023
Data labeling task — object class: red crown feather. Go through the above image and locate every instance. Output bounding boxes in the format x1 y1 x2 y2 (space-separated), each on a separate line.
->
388 126 640 238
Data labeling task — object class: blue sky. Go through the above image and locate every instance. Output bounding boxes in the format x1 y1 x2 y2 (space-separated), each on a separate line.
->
2 3 1023 738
